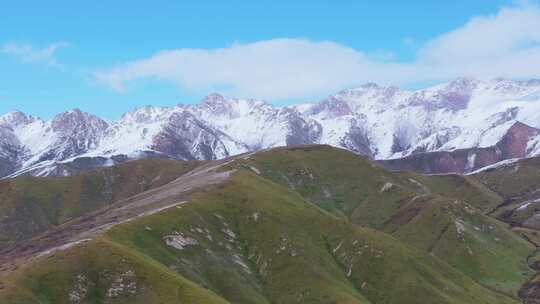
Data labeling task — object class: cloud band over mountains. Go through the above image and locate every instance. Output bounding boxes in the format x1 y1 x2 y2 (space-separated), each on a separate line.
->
90 4 540 100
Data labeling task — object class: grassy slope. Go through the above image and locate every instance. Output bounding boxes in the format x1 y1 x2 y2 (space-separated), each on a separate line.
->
0 158 200 248
472 157 540 199
468 157 540 229
0 237 230 304
447 156 540 303
384 194 533 295
225 146 421 225
0 170 520 304
411 173 504 213
230 145 533 296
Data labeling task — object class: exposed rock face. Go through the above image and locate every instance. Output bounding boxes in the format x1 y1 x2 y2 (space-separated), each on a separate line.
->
379 148 498 174
0 116 27 175
2 77 540 177
308 96 353 119
341 119 373 157
198 93 237 118
152 111 242 160
43 109 109 161
498 121 540 158
0 111 35 126
0 123 24 176
380 122 540 174
282 108 322 146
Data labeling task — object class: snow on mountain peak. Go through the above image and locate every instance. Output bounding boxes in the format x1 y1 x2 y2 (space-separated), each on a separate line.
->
52 108 109 133
198 93 272 119
0 111 37 128
359 82 381 90
3 77 540 177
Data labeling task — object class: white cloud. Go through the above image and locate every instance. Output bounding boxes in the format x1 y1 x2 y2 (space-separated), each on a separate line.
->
414 4 540 80
94 3 540 100
1 42 68 65
95 39 384 99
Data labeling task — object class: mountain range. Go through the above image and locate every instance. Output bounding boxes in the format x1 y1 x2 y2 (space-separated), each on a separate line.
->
2 145 540 303
2 77 540 178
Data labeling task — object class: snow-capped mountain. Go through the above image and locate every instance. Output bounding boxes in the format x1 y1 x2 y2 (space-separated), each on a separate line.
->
297 78 540 160
2 77 540 177
0 109 109 176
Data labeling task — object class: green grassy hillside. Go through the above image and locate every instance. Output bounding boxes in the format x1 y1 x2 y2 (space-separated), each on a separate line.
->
468 158 540 230
225 145 534 296
0 158 200 248
0 237 230 304
0 170 520 304
0 145 537 303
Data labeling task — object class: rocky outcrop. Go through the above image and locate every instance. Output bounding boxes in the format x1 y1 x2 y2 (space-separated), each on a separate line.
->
152 111 244 160
380 122 540 174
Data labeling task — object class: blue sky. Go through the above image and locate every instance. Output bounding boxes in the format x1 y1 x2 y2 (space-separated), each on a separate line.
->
1 0 539 119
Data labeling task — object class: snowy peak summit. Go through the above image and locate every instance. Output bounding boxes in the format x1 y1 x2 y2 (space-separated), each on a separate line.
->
0 111 37 128
198 93 272 119
51 109 109 133
2 77 540 177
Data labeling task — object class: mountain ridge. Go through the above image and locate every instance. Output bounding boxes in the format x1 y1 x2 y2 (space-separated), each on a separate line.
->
1 144 537 303
2 77 540 177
